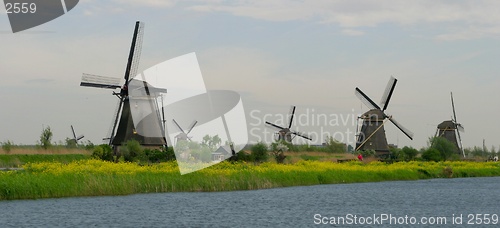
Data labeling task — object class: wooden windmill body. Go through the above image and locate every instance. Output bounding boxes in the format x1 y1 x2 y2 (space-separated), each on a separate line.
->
265 106 312 143
80 21 167 147
435 92 464 157
355 77 414 156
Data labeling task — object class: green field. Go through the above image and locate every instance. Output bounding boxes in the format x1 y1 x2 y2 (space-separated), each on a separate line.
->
1 159 499 200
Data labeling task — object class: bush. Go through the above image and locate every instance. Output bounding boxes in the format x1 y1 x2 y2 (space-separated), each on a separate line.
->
359 150 376 158
251 142 268 163
422 148 442 162
401 146 419 161
270 142 288 164
91 144 114 161
1 140 13 153
122 140 143 162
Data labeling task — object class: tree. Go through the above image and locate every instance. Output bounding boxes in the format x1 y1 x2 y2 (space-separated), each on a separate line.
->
401 146 419 161
251 142 268 163
1 140 13 153
324 136 346 153
422 148 442 162
65 138 77 149
429 137 458 161
39 126 53 150
270 141 288 164
212 135 222 149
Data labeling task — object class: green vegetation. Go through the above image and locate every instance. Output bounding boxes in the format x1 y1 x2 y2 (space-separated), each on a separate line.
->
1 141 13 153
269 141 288 164
0 154 90 168
251 142 268 162
38 126 53 150
0 160 499 200
91 144 114 162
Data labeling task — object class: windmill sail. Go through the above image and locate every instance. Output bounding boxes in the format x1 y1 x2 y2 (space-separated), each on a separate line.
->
110 21 166 146
265 106 312 143
80 21 166 146
354 76 413 155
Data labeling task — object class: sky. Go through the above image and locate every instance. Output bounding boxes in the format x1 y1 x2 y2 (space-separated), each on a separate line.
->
0 0 499 150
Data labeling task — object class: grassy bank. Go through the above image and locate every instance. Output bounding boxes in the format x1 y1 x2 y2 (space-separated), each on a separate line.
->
1 160 499 200
0 154 90 168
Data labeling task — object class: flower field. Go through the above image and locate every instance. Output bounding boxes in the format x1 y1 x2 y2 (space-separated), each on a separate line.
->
1 160 499 200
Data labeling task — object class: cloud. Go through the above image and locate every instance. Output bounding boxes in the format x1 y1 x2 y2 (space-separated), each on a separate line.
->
112 0 178 7
188 0 500 40
25 79 55 84
341 29 364 36
79 0 178 16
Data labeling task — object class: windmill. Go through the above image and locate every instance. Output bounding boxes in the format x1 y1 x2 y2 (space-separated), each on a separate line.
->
435 92 464 157
265 106 312 143
70 125 84 145
80 21 167 148
172 119 197 145
354 77 414 156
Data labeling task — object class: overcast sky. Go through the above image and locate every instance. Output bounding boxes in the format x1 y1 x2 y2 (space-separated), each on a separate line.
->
1 0 499 150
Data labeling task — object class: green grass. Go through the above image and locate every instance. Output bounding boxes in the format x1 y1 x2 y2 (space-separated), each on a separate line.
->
1 160 499 200
0 154 90 168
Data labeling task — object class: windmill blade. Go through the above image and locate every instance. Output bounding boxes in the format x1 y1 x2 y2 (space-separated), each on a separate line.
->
71 125 77 140
291 131 312 141
76 135 84 141
265 121 285 131
387 116 414 140
456 128 465 157
186 120 198 135
450 92 458 123
457 123 465 132
355 88 381 110
172 119 185 134
288 106 296 129
380 76 398 111
124 21 145 84
80 73 121 89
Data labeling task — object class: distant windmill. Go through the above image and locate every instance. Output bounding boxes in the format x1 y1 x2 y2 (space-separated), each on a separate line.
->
70 125 84 144
435 92 464 157
80 21 167 148
172 119 197 145
355 77 414 156
265 106 312 143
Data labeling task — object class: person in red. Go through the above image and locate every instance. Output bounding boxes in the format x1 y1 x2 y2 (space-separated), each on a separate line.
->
357 153 363 161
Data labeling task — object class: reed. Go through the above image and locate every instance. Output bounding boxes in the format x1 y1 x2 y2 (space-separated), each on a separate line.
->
1 160 499 200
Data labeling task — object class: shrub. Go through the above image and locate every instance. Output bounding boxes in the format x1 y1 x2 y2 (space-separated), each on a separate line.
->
122 140 143 162
422 148 442 162
401 146 419 161
251 142 268 163
1 140 13 153
359 150 376 158
442 166 453 178
91 144 114 161
270 142 288 164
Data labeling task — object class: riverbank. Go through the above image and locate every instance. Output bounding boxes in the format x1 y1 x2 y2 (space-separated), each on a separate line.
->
1 160 499 200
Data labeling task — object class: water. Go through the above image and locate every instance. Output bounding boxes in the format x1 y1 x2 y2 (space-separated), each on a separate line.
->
1 177 499 227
